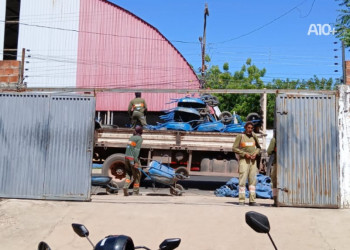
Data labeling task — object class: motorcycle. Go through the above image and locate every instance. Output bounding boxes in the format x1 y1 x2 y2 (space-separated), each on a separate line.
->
245 211 278 250
38 223 181 250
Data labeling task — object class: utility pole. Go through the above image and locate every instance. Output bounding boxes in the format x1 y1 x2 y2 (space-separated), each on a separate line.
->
199 3 209 89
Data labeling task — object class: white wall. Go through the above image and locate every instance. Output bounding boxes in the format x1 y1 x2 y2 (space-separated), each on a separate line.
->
0 0 6 60
339 85 350 208
17 0 80 87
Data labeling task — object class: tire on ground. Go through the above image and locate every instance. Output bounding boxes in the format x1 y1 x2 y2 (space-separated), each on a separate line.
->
200 158 212 172
102 153 127 188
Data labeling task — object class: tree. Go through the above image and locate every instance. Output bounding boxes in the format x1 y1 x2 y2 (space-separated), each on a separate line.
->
201 59 339 128
205 58 266 125
335 0 350 46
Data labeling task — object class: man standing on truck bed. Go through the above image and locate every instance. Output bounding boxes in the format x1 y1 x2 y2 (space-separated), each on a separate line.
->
128 92 148 128
123 125 143 196
232 121 261 206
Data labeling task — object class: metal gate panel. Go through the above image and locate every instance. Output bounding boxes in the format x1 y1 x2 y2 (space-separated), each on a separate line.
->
0 93 50 198
43 95 95 199
0 92 95 201
276 94 339 208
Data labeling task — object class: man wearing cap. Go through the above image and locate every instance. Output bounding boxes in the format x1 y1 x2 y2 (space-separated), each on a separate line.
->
232 121 261 206
128 92 148 128
123 125 143 196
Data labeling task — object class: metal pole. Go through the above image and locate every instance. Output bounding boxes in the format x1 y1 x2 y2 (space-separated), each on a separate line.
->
342 40 346 84
200 3 209 88
20 48 25 86
262 90 267 149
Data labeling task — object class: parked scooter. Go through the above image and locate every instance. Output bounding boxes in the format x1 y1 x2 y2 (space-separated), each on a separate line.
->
72 223 181 250
245 211 278 250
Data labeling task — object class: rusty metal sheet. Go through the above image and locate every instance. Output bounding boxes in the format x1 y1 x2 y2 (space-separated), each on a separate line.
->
276 93 339 208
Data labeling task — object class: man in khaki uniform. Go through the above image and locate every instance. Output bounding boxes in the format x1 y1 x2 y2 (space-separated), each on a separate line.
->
232 121 261 206
123 125 143 196
128 92 147 128
267 135 277 206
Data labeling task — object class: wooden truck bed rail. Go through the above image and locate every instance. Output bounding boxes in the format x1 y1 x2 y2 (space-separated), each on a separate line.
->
95 128 265 152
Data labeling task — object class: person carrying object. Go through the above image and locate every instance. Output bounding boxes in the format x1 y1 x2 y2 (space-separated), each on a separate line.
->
128 92 148 128
123 125 143 196
232 121 261 206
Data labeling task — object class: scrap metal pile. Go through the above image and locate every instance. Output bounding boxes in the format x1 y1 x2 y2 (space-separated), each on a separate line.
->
146 94 261 133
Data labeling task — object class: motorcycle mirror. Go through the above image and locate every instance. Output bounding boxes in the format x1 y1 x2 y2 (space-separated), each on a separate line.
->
245 211 278 250
38 241 51 250
245 211 270 234
159 238 181 250
72 223 90 237
72 223 95 248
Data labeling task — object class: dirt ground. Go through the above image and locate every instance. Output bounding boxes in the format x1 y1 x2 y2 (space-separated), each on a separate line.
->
1 190 350 250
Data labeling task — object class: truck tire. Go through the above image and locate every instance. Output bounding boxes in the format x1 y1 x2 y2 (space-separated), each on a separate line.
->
212 159 228 173
200 158 212 172
102 153 127 189
228 160 239 173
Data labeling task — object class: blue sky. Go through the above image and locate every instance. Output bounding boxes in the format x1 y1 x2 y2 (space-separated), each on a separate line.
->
109 0 343 83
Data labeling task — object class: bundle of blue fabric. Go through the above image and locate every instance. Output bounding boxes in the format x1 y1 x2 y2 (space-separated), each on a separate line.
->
214 174 272 199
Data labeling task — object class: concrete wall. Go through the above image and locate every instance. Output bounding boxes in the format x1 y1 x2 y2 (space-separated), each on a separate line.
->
339 85 350 208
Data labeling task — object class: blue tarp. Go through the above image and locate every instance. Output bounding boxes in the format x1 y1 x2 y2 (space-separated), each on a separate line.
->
214 174 273 199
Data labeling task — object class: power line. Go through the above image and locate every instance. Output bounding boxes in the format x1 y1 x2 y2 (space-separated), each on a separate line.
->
298 0 316 18
0 19 199 45
212 0 308 44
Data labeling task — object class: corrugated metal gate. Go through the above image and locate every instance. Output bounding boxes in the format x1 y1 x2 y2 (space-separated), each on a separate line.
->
0 93 95 201
276 93 339 208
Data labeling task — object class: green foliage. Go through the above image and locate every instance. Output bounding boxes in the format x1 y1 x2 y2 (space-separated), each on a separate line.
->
202 59 339 129
205 54 211 63
335 0 350 46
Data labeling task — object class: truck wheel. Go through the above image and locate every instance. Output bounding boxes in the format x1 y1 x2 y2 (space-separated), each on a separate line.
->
200 158 212 172
102 153 127 189
212 159 226 173
228 160 239 173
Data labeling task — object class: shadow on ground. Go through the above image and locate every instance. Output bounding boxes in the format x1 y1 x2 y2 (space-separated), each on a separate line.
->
141 176 230 191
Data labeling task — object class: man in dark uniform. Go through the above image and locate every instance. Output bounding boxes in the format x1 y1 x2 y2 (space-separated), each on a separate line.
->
123 125 143 196
128 92 147 128
232 121 261 206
